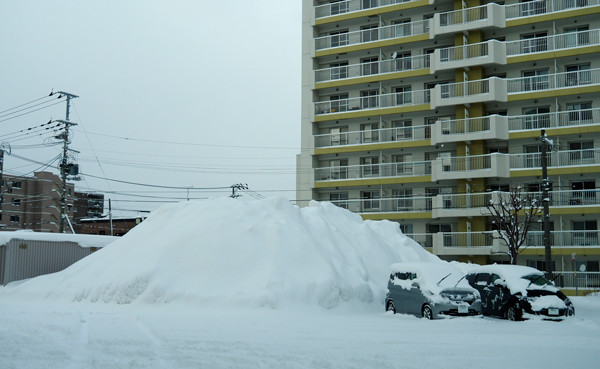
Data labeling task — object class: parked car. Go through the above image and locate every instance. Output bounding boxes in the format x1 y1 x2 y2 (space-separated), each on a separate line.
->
465 264 575 321
385 262 482 319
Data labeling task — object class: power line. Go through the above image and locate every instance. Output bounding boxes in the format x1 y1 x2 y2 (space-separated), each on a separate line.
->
0 100 65 124
0 93 56 115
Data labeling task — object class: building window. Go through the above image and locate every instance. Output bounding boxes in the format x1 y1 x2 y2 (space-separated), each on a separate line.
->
330 0 349 15
391 119 413 141
392 154 413 175
522 106 550 129
330 30 349 48
361 190 380 211
11 198 21 206
520 32 548 53
361 25 378 43
394 86 412 105
570 180 595 205
362 0 378 9
360 156 379 177
10 215 19 223
393 52 412 71
329 192 348 209
520 0 547 17
360 123 379 143
569 141 594 162
328 126 348 146
521 69 549 91
565 63 591 86
329 159 348 180
329 93 349 113
12 181 21 189
360 89 378 109
566 102 593 123
361 57 379 76
564 26 589 47
393 19 411 37
330 61 348 80
572 220 598 246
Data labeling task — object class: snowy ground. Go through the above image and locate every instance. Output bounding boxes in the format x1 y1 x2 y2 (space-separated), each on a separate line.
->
1 296 599 369
1 198 598 368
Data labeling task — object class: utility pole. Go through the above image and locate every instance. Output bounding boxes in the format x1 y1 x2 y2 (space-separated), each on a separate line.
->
109 198 113 236
57 91 78 233
0 143 11 228
541 129 553 279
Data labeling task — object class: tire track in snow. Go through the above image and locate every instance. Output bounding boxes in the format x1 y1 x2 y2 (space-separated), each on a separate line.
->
127 312 171 367
65 311 90 369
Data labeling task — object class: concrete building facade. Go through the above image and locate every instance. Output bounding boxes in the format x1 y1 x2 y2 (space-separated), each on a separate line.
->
298 0 600 275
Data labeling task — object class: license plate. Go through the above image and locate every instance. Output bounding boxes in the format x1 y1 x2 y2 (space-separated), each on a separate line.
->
548 308 559 316
458 304 468 314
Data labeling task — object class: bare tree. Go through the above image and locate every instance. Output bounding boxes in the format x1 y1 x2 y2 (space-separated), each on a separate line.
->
486 187 542 265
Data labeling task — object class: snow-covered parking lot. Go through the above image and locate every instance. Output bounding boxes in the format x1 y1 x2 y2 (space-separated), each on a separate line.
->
1 198 598 368
1 297 599 369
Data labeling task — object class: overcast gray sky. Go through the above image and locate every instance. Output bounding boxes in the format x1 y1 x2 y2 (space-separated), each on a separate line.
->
0 1 302 215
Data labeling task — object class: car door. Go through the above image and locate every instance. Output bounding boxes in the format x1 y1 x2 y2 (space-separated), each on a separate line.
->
471 273 494 315
487 273 511 316
406 273 426 315
388 272 411 315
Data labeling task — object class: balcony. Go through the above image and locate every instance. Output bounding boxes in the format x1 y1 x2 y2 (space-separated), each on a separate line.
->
508 108 600 131
430 115 509 145
431 3 506 37
505 0 600 20
431 153 510 181
315 125 429 149
431 40 506 73
507 29 600 58
314 0 431 20
314 89 429 117
433 189 600 218
315 55 429 85
330 196 432 214
315 161 431 182
314 20 429 53
508 68 600 97
430 78 507 108
509 148 600 171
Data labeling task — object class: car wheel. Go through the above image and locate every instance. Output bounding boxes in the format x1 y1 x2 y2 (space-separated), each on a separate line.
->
422 304 433 320
386 301 396 314
506 303 523 321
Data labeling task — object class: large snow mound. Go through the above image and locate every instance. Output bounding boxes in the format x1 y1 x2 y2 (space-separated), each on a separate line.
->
0 197 439 309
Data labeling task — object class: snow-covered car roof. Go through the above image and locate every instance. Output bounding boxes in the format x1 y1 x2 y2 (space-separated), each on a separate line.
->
390 262 472 293
465 264 558 295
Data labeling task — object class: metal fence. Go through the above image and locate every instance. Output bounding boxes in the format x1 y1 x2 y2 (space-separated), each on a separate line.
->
554 272 600 289
507 68 600 93
314 125 430 148
506 29 600 56
315 89 429 115
439 4 488 26
508 108 600 130
315 0 418 19
505 0 598 19
315 161 432 181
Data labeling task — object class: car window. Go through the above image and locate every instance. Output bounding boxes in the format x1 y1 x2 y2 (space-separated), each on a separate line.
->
475 273 491 286
490 274 501 284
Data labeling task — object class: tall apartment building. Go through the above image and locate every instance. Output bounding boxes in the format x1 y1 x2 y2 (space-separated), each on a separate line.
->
0 171 76 233
298 0 600 274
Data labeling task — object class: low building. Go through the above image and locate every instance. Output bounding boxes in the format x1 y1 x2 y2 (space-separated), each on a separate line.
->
0 231 118 285
79 216 146 236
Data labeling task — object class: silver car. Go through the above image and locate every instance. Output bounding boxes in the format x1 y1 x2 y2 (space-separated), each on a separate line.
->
385 262 482 319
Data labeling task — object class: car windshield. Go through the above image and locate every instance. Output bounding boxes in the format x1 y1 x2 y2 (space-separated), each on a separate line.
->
522 273 553 286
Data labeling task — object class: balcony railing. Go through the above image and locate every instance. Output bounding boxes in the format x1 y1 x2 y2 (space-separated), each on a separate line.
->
315 0 423 19
404 233 433 249
439 4 488 27
554 272 600 289
506 29 600 56
330 196 431 213
315 89 429 116
315 125 429 148
505 0 600 19
508 108 600 130
315 161 431 182
441 79 490 99
440 231 494 248
507 68 600 93
315 55 429 83
525 230 600 248
509 148 600 169
315 20 429 51
440 42 489 62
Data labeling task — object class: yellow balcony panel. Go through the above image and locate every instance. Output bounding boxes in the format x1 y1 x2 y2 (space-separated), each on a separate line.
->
315 68 430 90
314 104 430 122
361 212 432 220
314 139 430 155
314 175 431 188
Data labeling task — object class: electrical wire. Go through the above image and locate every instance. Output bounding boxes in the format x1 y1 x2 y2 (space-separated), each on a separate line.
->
0 93 56 115
0 100 65 124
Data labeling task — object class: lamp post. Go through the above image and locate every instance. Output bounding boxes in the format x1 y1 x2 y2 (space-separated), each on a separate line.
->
541 129 553 279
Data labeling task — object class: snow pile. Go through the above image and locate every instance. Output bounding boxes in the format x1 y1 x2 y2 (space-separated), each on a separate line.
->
0 197 438 309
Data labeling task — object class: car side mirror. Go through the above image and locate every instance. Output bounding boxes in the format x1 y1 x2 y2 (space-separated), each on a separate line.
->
494 279 507 287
